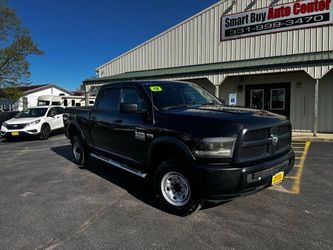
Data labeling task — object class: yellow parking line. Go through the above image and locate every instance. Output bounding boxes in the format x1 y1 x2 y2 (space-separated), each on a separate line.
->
291 141 311 194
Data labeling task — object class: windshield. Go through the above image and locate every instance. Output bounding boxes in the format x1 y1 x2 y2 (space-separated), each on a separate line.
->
144 82 221 110
15 108 48 118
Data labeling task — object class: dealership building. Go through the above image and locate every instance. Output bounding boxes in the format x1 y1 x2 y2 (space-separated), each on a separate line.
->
84 0 333 134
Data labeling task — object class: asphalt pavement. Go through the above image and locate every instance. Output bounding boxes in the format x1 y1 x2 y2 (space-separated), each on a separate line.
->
0 135 332 249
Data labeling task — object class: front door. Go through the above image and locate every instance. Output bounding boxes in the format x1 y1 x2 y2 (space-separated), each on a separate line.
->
245 83 290 117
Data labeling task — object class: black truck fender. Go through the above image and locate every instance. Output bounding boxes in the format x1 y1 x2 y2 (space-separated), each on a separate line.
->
147 136 195 172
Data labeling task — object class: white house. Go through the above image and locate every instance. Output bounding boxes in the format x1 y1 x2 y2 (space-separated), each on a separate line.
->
0 84 73 111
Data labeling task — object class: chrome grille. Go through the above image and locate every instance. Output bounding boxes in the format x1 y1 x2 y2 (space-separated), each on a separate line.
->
238 125 291 163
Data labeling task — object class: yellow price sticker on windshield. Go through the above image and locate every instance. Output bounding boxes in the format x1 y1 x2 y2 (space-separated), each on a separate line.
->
150 86 163 92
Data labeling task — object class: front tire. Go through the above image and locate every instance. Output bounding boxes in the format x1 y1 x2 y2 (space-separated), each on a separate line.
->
39 124 51 140
72 135 90 168
153 160 203 216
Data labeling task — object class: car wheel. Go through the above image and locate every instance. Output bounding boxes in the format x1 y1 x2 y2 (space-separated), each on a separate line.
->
153 159 203 216
72 135 90 167
39 124 51 140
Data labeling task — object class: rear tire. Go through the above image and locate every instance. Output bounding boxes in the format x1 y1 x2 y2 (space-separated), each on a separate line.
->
39 124 51 140
153 159 203 216
72 135 90 168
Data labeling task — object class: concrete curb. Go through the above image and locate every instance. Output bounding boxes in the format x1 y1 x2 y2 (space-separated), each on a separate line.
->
292 137 333 143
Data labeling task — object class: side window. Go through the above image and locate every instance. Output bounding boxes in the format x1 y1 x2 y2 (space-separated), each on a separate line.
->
121 88 144 109
56 107 64 114
47 108 56 117
97 88 120 111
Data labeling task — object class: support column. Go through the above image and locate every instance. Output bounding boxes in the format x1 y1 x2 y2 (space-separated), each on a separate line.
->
84 83 90 106
313 79 319 137
215 85 220 98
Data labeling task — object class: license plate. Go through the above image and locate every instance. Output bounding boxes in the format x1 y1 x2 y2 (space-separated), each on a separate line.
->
272 171 284 185
11 132 19 136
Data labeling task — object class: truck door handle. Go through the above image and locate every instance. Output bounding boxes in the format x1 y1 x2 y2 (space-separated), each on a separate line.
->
113 119 123 124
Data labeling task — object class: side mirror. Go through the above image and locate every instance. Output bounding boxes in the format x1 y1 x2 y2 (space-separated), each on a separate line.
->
120 103 144 114
48 112 55 117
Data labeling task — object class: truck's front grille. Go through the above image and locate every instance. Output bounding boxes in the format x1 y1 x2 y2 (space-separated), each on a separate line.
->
7 124 26 129
237 124 291 163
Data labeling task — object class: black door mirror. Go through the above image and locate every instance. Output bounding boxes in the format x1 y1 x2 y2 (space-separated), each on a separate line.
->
120 103 144 114
48 111 55 117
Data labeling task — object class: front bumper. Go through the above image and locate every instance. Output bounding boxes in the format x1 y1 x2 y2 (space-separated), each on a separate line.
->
1 128 40 139
191 150 295 201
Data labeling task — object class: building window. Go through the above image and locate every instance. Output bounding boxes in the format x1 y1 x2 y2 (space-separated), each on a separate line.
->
270 88 285 110
250 89 264 109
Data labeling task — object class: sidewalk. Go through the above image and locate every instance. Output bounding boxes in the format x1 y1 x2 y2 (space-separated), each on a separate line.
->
292 132 333 142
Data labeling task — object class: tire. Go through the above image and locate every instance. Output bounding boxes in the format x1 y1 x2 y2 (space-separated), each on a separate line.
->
71 135 90 168
39 124 51 140
153 159 203 216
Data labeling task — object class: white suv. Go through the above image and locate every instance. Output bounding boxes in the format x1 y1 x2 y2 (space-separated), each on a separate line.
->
0 106 65 140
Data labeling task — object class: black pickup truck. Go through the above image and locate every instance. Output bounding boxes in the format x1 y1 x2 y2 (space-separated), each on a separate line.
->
64 80 294 215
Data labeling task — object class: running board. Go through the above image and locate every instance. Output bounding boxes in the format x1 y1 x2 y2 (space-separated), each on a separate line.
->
90 153 147 178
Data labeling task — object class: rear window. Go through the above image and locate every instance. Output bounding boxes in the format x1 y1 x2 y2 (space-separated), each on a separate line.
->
97 89 120 111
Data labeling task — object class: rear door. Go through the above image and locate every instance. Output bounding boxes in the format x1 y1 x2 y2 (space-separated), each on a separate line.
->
90 88 121 152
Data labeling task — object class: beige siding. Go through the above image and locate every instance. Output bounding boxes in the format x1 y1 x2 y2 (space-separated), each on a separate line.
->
219 72 316 132
319 70 333 132
98 0 333 77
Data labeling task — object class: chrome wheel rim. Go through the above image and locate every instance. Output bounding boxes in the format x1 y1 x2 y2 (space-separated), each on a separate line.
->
73 141 82 161
161 172 191 207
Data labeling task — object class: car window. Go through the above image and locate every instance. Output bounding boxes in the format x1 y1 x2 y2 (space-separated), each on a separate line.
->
97 88 120 111
55 107 64 115
121 88 144 109
47 108 56 116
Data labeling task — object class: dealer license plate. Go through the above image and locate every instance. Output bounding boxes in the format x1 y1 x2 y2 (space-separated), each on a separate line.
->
272 171 284 185
11 132 19 136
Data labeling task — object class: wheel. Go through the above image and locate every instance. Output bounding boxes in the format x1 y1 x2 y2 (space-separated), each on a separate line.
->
153 159 203 216
39 124 51 140
72 135 90 167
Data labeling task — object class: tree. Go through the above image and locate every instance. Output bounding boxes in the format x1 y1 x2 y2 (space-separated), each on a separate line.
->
0 0 43 89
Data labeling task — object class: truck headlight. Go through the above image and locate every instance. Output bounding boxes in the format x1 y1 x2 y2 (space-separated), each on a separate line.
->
193 137 236 158
29 119 41 126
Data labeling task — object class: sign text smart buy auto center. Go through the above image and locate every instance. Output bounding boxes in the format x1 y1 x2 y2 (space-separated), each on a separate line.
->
221 0 333 41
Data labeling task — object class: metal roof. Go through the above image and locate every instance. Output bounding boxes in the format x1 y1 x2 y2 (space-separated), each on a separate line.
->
84 51 333 85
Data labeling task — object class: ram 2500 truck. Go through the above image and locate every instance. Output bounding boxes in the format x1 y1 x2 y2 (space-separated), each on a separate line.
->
64 80 294 215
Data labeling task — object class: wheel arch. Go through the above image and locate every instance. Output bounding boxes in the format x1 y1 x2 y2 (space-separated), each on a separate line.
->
147 136 195 173
67 123 85 142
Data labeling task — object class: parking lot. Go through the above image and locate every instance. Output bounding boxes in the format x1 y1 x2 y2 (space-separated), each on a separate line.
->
0 135 332 250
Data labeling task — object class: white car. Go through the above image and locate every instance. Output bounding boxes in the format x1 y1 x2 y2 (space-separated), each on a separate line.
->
0 106 65 140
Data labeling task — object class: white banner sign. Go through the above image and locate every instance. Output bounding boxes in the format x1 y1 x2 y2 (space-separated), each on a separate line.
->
221 0 333 41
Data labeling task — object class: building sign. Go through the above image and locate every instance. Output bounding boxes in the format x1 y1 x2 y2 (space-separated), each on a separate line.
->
221 0 333 41
229 93 237 106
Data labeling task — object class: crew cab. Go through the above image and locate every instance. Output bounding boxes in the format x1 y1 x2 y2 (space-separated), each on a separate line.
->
1 106 65 140
64 80 295 215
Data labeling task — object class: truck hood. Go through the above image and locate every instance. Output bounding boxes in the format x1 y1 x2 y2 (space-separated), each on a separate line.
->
5 117 42 124
165 105 286 123
159 105 289 138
